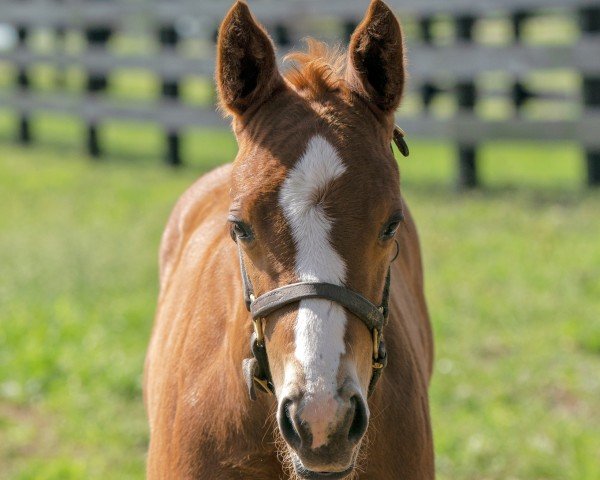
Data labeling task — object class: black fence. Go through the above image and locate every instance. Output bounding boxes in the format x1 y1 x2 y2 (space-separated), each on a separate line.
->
1 0 599 187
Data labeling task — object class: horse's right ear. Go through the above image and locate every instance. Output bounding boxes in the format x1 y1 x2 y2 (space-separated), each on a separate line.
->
216 1 283 116
346 0 406 115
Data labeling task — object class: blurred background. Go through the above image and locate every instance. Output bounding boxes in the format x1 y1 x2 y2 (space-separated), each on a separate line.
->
0 0 598 479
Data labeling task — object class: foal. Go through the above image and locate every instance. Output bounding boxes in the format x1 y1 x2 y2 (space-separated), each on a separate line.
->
144 1 434 478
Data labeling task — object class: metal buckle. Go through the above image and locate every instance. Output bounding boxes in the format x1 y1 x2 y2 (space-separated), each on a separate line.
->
253 376 273 395
252 317 264 345
372 328 380 361
372 329 386 370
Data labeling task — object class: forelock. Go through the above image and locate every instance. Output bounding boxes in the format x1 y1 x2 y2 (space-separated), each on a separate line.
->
283 39 348 100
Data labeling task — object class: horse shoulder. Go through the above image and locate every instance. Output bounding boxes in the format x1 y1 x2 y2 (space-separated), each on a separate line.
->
158 163 233 295
145 163 232 423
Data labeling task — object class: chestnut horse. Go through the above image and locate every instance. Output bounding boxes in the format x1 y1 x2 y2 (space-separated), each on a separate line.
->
144 1 434 478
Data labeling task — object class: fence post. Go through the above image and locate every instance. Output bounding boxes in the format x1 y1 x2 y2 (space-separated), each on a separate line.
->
511 11 532 115
455 15 478 189
419 17 440 111
158 24 181 166
54 26 67 88
53 0 67 88
343 21 357 43
15 25 31 144
84 17 112 158
274 24 291 47
580 6 600 186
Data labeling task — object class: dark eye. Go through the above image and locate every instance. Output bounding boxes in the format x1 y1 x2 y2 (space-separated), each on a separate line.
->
380 213 403 240
381 222 400 239
230 220 253 242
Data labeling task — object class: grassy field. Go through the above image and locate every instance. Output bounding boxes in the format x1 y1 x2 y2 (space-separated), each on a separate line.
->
1 9 596 479
1 128 599 480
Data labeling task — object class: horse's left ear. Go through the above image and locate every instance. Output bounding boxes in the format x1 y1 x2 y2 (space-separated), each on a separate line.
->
346 0 406 114
216 1 283 116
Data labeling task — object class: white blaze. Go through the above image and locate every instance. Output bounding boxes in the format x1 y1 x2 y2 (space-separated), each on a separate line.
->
279 135 347 448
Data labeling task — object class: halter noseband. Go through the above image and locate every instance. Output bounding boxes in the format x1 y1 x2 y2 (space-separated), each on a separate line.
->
238 126 408 400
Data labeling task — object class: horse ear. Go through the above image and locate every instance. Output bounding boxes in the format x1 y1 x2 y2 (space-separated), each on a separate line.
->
216 1 283 116
346 0 406 114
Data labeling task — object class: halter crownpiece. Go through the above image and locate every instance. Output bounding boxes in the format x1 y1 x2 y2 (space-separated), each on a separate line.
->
237 129 407 400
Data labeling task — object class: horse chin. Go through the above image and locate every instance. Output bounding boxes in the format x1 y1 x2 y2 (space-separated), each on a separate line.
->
291 454 355 480
273 410 363 480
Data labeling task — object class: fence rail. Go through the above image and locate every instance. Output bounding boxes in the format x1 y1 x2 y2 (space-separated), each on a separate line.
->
2 38 600 79
4 91 600 145
1 0 599 186
3 1 598 26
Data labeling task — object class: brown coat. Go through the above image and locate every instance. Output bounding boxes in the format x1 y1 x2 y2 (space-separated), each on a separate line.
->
145 2 434 478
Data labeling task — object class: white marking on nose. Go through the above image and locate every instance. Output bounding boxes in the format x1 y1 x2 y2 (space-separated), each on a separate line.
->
279 135 347 449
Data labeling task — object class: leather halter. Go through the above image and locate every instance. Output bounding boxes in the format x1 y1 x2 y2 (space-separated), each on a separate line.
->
237 126 408 400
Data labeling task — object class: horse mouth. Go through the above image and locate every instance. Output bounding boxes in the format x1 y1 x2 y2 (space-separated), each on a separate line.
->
292 456 354 479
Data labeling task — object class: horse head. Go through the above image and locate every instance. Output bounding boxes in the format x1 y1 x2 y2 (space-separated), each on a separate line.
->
216 1 406 477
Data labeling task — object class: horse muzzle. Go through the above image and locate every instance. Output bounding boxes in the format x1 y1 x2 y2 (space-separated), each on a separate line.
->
277 387 368 477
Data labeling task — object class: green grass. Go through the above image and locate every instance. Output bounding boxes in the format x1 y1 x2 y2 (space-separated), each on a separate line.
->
1 131 599 480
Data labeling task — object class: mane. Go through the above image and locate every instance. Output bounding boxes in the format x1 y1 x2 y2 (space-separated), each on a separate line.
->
283 39 347 99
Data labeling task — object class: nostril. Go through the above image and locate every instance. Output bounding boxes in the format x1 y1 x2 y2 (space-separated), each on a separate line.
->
278 398 301 449
348 395 368 444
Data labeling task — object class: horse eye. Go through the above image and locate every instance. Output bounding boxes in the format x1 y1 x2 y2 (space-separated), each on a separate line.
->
230 221 253 242
381 220 400 240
